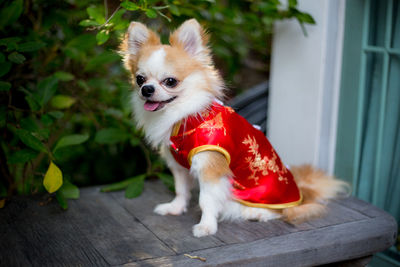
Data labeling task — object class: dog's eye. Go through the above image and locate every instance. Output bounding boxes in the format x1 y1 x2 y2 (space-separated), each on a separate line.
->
136 75 146 87
163 77 178 88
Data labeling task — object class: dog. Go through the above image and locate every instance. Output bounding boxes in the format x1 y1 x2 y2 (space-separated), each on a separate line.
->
120 19 348 237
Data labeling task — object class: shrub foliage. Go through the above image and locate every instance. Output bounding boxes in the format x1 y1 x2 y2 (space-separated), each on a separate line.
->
0 0 314 209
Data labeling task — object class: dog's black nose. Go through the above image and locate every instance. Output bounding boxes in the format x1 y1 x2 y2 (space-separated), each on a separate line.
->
141 85 155 98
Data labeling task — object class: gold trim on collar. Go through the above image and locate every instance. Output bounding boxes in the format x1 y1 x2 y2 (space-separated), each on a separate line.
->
187 145 231 166
234 192 303 209
171 120 182 137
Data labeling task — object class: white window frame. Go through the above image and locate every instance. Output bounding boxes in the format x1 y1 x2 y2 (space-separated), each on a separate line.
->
267 0 346 174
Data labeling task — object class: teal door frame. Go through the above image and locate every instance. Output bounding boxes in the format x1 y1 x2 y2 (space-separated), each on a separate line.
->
335 0 399 266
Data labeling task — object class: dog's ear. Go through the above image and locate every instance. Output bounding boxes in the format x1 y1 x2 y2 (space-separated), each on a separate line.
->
120 22 160 71
124 22 160 55
169 19 210 61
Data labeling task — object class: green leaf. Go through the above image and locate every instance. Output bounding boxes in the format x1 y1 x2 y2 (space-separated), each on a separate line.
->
37 76 58 107
288 0 298 8
7 149 38 164
50 95 76 109
108 9 126 26
169 5 180 16
121 1 140 11
0 81 11 91
17 41 46 52
157 173 175 192
55 191 68 210
77 80 90 91
8 52 25 64
14 128 47 152
95 128 129 144
145 9 157 19
84 51 120 72
295 12 316 24
64 34 96 60
96 29 110 45
0 37 22 50
53 134 89 153
54 71 74 81
0 0 23 30
65 34 96 50
41 114 54 126
58 180 79 199
101 174 146 192
20 117 39 132
25 95 40 111
86 6 106 24
79 19 100 27
130 137 141 147
48 111 64 119
0 62 11 77
43 161 63 193
125 175 145 198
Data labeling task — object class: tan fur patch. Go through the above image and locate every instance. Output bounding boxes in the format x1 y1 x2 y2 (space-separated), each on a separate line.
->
201 151 233 183
282 164 350 224
119 25 161 74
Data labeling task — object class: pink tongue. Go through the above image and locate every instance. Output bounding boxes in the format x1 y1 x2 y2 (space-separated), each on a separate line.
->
144 101 161 111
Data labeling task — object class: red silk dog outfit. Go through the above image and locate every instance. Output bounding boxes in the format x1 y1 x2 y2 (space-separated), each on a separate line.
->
170 102 302 209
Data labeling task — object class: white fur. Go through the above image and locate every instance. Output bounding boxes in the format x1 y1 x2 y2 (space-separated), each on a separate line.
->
132 71 215 148
190 152 232 237
178 25 203 56
136 48 178 104
127 19 280 238
137 48 168 81
154 147 193 215
173 19 211 65
127 22 150 55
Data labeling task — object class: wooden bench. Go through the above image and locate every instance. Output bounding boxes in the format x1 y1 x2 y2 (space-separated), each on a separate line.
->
0 179 397 266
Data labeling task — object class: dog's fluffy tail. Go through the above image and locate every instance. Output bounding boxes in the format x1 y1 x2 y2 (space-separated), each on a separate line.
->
283 165 350 224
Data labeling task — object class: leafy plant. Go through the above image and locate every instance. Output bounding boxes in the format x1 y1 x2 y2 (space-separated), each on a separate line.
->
83 0 315 90
0 0 314 209
0 0 159 209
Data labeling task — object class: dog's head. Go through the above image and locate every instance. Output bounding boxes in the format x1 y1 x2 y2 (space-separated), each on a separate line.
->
120 19 224 114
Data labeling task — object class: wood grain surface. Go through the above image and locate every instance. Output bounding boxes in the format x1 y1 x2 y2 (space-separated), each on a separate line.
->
0 179 397 266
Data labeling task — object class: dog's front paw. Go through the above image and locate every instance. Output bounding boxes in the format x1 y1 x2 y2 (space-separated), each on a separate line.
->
154 200 187 216
192 223 217 237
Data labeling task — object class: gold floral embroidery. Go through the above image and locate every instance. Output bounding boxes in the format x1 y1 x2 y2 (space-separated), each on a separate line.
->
242 135 288 184
182 128 196 136
198 112 227 136
242 135 269 184
232 180 246 190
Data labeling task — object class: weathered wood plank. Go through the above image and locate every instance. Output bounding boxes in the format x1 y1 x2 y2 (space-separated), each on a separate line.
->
124 215 397 267
113 180 368 246
306 201 368 228
0 199 39 267
1 180 396 267
110 179 225 254
214 217 314 244
334 196 386 218
68 187 174 265
321 255 373 267
0 197 109 267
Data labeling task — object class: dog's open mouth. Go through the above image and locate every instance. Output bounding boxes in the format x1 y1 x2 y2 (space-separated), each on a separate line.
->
144 96 177 112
